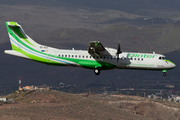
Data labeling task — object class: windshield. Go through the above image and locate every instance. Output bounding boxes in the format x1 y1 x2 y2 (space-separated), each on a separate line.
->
159 56 167 60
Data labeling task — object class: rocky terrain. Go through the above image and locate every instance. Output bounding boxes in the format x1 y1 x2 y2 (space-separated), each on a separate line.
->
0 90 179 120
0 1 179 120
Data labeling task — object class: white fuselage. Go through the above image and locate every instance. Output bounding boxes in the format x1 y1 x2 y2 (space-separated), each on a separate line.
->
19 46 174 71
4 21 176 76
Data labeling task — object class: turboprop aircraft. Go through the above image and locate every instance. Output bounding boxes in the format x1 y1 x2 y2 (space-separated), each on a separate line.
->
4 22 176 76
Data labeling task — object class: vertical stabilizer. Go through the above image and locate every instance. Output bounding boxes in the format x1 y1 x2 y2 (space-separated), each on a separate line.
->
6 22 40 50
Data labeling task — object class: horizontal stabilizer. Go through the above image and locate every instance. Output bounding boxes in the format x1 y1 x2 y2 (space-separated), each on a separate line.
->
4 50 29 59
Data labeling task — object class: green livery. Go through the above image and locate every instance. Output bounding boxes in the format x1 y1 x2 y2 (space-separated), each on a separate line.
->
4 22 176 76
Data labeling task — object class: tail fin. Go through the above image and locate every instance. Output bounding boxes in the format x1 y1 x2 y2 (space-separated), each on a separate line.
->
6 21 40 50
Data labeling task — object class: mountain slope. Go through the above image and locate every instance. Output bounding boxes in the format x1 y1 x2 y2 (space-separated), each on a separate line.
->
1 0 180 19
0 90 153 120
0 0 179 95
1 90 180 120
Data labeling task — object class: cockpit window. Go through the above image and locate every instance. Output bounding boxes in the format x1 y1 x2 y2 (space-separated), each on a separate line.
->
159 56 167 60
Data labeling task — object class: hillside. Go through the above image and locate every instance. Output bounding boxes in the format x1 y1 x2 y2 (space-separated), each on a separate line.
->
0 90 180 120
1 24 180 94
0 0 179 96
57 0 180 20
1 0 180 53
0 90 149 120
0 1 143 44
37 23 180 54
1 0 180 20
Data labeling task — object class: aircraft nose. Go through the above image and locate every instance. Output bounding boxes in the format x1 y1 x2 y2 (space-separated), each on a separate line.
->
169 61 176 68
172 63 176 68
166 60 176 69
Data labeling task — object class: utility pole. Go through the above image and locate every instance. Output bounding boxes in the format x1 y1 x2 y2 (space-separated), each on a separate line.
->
144 92 146 98
19 77 21 90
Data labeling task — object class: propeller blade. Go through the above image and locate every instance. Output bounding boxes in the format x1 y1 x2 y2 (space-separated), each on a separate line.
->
117 41 122 54
116 41 122 63
117 56 119 63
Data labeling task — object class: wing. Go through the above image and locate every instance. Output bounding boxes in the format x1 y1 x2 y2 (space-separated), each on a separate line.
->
88 41 106 55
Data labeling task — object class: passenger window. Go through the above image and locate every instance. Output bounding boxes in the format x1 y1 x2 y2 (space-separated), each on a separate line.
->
159 57 162 60
134 58 136 60
86 56 88 58
131 58 133 60
62 55 64 57
75 55 77 58
93 56 95 58
82 56 84 58
72 55 74 57
65 55 67 57
100 56 102 59
104 56 106 59
96 56 99 59
141 58 143 61
59 55 60 57
138 58 140 61
79 55 81 58
90 56 91 58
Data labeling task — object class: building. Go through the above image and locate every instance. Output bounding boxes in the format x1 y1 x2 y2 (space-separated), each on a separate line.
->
0 98 7 102
19 85 49 91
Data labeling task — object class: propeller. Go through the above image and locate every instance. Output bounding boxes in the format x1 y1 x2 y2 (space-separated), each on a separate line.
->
116 41 122 62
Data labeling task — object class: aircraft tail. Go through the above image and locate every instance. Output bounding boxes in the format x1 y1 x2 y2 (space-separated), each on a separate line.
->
4 21 45 60
5 22 40 50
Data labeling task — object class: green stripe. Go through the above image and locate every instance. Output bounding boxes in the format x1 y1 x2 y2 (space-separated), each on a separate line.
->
7 23 45 55
7 23 35 46
9 22 17 26
12 44 63 65
13 43 115 69
7 23 115 70
164 60 175 65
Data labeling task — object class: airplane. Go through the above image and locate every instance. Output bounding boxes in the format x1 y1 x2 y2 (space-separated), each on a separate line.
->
4 22 176 76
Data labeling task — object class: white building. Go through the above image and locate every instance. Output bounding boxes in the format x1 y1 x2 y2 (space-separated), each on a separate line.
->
0 98 7 102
